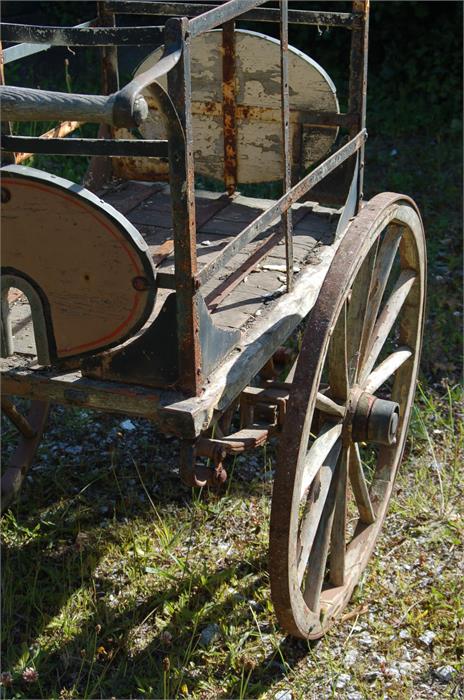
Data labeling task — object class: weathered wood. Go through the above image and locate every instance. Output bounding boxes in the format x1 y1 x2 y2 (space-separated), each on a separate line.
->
360 268 417 382
349 444 375 524
330 447 348 586
126 29 339 184
364 346 413 394
300 423 342 500
269 194 426 640
1 165 156 360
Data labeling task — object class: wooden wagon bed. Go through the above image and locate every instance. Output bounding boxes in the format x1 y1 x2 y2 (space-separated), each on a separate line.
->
5 178 340 356
102 179 340 331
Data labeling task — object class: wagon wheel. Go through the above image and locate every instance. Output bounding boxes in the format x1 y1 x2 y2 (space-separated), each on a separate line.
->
269 193 426 639
1 397 50 512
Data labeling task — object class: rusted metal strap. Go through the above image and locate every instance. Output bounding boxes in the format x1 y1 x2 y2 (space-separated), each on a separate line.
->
222 21 237 196
198 129 367 287
280 0 293 292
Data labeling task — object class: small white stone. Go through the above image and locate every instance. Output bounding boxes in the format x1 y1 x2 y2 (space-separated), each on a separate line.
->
396 661 413 676
274 692 292 700
120 419 136 431
399 629 410 639
358 631 373 646
419 630 436 646
344 649 359 667
199 623 220 647
434 665 456 683
336 673 351 689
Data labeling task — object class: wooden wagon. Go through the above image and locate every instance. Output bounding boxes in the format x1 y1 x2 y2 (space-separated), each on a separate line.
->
0 0 426 639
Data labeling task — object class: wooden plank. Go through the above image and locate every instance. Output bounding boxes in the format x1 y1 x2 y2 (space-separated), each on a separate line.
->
2 165 156 360
129 29 339 184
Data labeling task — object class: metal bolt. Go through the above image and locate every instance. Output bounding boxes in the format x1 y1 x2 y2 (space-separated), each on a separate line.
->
1 187 11 203
132 276 150 291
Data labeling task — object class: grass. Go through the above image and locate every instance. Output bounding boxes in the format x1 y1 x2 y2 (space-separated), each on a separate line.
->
1 3 463 698
1 384 463 699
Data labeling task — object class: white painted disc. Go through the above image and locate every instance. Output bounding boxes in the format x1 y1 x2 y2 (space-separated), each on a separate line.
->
134 29 339 184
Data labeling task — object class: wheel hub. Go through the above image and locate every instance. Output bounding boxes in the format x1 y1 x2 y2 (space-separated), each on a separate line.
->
347 388 400 446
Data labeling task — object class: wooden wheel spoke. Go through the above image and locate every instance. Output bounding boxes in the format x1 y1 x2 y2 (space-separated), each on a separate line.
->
359 225 403 364
300 423 342 499
315 393 345 418
328 301 349 400
349 444 376 524
297 438 342 584
346 241 379 383
330 447 348 586
1 397 36 439
303 446 341 611
364 346 413 394
360 268 417 383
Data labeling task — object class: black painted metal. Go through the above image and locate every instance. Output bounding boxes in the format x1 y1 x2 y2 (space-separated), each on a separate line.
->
1 135 169 158
0 22 164 46
107 1 359 28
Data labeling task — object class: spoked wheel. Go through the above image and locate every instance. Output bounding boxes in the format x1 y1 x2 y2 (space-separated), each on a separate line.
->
1 397 50 512
269 193 426 639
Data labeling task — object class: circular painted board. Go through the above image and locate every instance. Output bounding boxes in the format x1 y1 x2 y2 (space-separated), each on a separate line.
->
132 29 339 185
1 165 156 361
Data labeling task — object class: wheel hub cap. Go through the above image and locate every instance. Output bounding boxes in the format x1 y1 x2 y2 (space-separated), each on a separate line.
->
347 388 400 446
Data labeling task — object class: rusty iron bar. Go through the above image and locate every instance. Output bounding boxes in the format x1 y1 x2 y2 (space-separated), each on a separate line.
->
1 397 37 438
348 0 369 209
145 95 356 128
107 2 360 29
165 17 202 395
189 0 267 38
280 0 293 292
204 205 309 310
198 129 367 287
0 22 164 46
222 21 237 196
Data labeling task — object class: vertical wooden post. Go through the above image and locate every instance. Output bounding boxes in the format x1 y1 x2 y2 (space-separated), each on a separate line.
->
165 17 202 395
348 0 369 211
222 21 237 196
280 0 293 291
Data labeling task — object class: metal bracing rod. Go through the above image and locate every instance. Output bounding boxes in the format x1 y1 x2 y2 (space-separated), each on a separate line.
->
198 130 367 287
189 0 267 38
